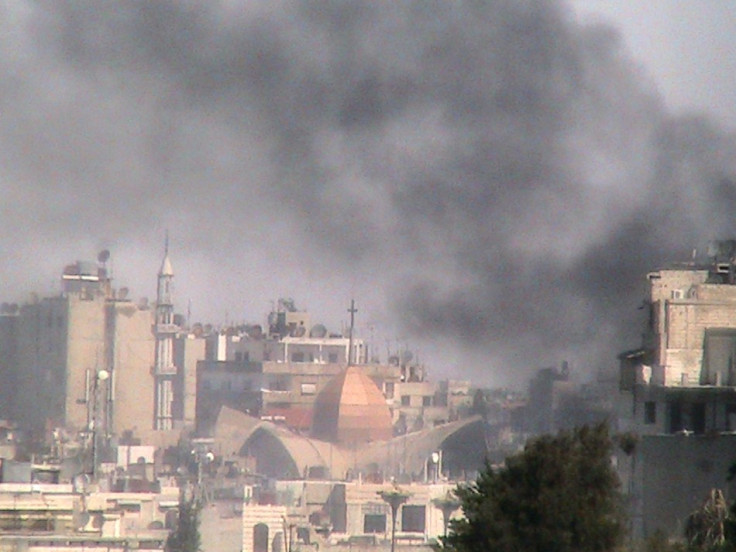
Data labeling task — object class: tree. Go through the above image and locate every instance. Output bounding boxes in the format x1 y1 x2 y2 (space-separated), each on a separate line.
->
686 489 729 550
442 423 625 552
378 486 411 552
166 491 202 552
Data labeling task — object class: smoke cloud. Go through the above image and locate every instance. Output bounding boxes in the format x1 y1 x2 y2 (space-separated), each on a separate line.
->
1 1 735 386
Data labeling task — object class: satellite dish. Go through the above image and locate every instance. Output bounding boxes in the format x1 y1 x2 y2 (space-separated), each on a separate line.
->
97 250 110 264
309 324 327 338
72 473 90 494
246 325 263 339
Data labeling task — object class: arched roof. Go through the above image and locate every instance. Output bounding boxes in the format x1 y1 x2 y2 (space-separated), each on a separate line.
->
213 406 486 481
212 406 264 458
219 413 350 479
357 416 486 476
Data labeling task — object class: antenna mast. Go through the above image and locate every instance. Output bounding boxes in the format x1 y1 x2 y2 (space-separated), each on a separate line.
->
347 299 357 366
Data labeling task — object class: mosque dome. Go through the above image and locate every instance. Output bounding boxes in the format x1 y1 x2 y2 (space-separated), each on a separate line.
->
311 366 393 444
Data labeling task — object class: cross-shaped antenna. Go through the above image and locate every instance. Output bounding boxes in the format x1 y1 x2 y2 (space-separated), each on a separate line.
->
347 299 357 366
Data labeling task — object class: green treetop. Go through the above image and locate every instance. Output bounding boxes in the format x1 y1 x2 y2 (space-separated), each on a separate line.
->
442 423 625 552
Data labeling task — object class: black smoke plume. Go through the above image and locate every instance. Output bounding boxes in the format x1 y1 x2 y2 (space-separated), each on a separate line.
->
2 1 735 385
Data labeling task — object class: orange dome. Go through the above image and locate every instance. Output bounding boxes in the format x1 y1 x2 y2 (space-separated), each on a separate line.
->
311 366 393 444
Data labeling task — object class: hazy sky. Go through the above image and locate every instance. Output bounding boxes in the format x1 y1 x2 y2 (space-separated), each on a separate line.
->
572 1 736 128
2 1 735 388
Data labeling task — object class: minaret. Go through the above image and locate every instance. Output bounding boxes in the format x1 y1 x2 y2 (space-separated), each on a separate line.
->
154 236 177 430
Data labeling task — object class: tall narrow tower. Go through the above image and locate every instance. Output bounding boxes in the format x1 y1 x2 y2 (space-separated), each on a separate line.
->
154 238 177 430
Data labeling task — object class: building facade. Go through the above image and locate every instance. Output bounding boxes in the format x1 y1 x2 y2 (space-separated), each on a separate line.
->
618 243 736 539
4 253 204 446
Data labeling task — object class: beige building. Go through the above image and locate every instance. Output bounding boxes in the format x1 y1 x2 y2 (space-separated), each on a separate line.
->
234 480 458 552
645 265 736 386
620 252 736 436
0 480 179 551
6 255 204 447
196 356 401 434
618 244 736 539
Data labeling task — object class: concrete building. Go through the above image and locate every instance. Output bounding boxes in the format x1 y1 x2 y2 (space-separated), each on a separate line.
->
620 246 736 436
0 479 179 551
195 323 467 439
0 304 19 421
4 252 204 447
233 480 459 552
195 321 401 434
617 243 736 540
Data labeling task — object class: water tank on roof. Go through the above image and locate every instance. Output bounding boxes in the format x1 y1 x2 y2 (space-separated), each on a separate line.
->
310 324 327 338
246 325 263 339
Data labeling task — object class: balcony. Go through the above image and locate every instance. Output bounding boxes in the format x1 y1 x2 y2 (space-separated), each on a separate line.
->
154 364 177 376
155 323 178 334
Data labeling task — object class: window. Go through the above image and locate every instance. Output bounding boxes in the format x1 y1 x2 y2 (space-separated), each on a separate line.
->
270 378 289 391
668 402 683 433
328 353 338 363
692 402 706 434
385 382 395 399
235 352 243 362
422 396 432 407
291 352 305 362
401 395 410 406
644 401 656 424
703 329 736 385
401 505 425 533
727 404 736 431
364 514 386 534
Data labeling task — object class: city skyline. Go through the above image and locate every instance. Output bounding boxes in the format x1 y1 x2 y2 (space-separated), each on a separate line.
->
1 1 735 387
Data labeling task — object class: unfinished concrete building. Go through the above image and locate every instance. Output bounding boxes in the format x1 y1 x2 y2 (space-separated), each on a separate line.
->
618 241 736 539
620 242 736 435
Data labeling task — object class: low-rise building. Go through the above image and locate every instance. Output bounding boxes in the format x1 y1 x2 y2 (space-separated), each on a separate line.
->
0 480 179 551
